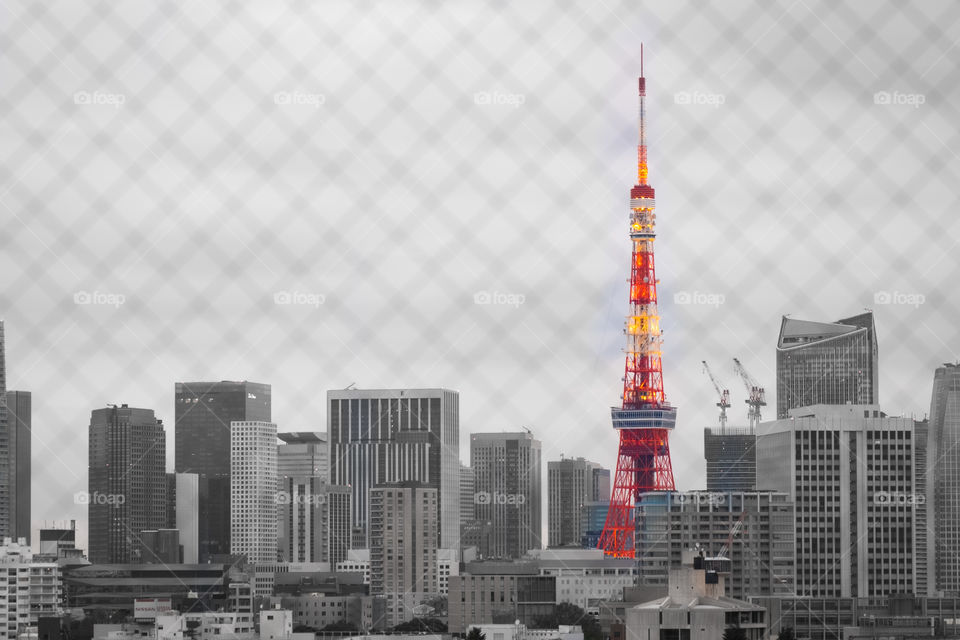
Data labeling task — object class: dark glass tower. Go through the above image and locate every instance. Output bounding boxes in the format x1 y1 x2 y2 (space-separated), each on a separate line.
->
174 381 271 562
0 321 31 543
88 405 167 563
775 312 879 419
928 363 960 596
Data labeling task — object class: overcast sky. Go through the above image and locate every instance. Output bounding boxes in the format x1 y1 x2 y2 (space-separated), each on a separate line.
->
2 0 959 549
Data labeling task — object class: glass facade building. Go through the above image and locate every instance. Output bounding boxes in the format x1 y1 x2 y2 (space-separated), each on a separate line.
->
928 363 960 596
174 381 271 562
775 312 879 419
703 427 756 491
88 405 167 564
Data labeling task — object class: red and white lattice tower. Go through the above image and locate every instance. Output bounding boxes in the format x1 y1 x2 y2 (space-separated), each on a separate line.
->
598 46 677 558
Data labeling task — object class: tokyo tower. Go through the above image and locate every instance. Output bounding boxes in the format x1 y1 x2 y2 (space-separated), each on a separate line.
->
598 47 677 558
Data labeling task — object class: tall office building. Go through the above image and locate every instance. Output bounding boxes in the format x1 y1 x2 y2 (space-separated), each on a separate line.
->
635 490 795 599
3 391 30 543
471 432 542 559
229 420 277 565
547 457 608 548
460 464 475 527
369 483 438 627
88 405 167 564
175 381 271 562
328 388 459 549
703 427 756 491
775 312 879 419
169 472 200 564
278 432 328 481
0 322 31 544
927 363 960 596
278 477 351 565
756 404 926 598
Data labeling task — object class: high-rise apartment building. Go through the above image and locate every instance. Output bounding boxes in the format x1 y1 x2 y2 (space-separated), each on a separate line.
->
927 363 960 596
547 457 608 547
635 490 795 599
229 420 277 565
328 388 459 549
369 483 438 627
278 432 328 481
175 381 271 561
471 432 542 559
756 404 926 598
775 312 879 419
278 477 351 565
88 405 167 564
703 427 756 491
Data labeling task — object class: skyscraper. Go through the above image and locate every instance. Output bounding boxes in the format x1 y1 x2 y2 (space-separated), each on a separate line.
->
775 312 879 419
328 388 459 549
278 477 351 565
88 405 167 564
369 483 438 627
635 490 795 599
175 381 271 562
547 457 608 548
4 391 30 543
0 322 31 544
459 463 475 527
229 420 277 565
470 432 542 559
927 363 960 596
278 432 328 481
756 404 925 598
703 427 756 491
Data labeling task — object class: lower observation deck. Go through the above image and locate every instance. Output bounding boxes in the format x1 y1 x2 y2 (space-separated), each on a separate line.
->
611 406 677 430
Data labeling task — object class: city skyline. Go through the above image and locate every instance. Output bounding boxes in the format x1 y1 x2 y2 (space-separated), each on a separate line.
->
2 1 959 554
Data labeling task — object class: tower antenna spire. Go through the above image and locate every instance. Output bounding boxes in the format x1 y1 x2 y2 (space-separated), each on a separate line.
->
598 50 677 558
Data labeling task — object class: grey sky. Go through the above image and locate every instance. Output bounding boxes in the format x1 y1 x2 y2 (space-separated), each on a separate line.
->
2 0 958 547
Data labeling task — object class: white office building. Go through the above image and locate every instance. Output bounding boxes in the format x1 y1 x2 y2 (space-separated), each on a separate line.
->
230 421 278 566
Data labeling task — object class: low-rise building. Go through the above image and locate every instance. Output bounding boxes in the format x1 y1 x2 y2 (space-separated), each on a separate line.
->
626 550 767 640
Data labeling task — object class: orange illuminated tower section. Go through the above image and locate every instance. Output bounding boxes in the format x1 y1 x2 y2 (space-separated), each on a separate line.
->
598 47 677 558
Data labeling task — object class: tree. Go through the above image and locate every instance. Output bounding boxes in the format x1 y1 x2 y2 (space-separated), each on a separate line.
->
320 621 358 632
393 617 447 633
777 627 796 640
723 624 747 640
532 603 602 640
466 628 487 640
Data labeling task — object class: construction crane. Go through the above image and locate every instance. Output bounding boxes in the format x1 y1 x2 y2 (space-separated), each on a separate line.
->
716 509 747 559
701 361 731 431
733 358 766 430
